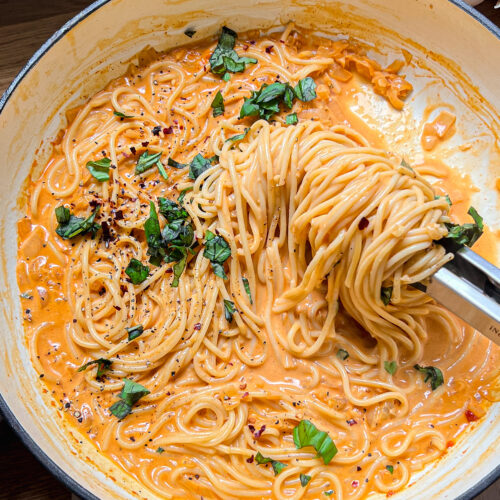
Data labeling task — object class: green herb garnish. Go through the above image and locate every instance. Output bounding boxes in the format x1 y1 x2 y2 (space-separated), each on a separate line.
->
294 77 317 102
158 198 189 222
293 420 337 465
384 361 397 375
255 452 287 476
55 206 100 240
144 202 165 266
414 365 444 391
211 90 225 117
125 258 149 284
386 465 394 474
300 473 311 487
203 230 231 279
135 151 162 175
444 206 483 247
109 378 150 419
226 128 250 143
242 277 253 304
209 26 257 76
178 187 193 204
113 111 134 119
286 113 298 125
78 358 112 379
224 299 236 322
86 157 111 182
188 153 218 180
126 325 144 342
381 286 393 306
167 157 188 169
336 348 349 361
240 78 316 122
156 447 165 453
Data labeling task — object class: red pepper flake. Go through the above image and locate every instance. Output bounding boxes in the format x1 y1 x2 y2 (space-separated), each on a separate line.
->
240 383 247 390
465 410 479 422
242 391 249 398
250 40 256 45
163 126 173 134
114 209 124 220
113 305 121 311
130 146 137 155
246 455 254 463
120 285 127 294
387 491 395 497
194 323 202 330
265 45 274 54
142 141 149 147
358 217 369 230
347 419 357 426
446 440 455 448
98 287 106 296
166 268 173 273
254 425 266 439
243 44 249 51
89 199 102 209
351 480 359 488
248 424 255 433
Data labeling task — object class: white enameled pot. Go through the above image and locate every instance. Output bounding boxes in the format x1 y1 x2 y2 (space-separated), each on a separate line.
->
0 1 499 499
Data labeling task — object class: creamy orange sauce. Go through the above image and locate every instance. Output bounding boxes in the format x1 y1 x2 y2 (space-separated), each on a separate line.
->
17 27 500 499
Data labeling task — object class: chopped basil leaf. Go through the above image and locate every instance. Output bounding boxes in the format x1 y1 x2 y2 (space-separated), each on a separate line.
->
294 77 317 102
242 277 253 304
158 198 189 222
203 230 231 279
135 151 162 175
162 220 194 247
109 400 132 420
20 292 33 300
113 111 134 118
178 187 193 204
224 299 235 322
156 447 165 453
209 26 257 76
381 286 393 306
55 207 100 240
254 452 287 476
435 194 452 206
226 128 250 142
324 491 334 496
286 113 298 125
125 258 149 284
211 90 225 117
172 250 187 287
86 157 111 182
444 206 483 247
126 325 144 341
55 206 70 224
188 153 218 180
414 364 444 391
167 157 188 169
386 465 394 474
78 358 112 379
240 78 316 122
118 378 150 407
293 419 337 465
222 72 231 82
384 361 397 375
144 202 165 266
184 28 196 38
157 160 168 180
300 473 311 487
336 348 349 360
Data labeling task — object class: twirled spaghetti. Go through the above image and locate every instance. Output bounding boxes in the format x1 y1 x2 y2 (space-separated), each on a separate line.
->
17 25 499 499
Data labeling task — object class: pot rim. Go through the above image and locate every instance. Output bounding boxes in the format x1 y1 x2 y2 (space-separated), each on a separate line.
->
0 1 499 499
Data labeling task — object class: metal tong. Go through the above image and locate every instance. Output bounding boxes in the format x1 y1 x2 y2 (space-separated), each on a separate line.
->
414 246 500 346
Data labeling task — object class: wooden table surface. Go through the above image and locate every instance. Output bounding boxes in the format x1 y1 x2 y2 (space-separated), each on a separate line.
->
1 1 499 499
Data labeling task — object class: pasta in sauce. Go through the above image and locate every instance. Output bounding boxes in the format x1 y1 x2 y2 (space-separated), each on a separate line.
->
17 25 500 499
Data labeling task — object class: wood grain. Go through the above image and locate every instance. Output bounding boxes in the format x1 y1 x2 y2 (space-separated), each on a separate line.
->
0 1 499 499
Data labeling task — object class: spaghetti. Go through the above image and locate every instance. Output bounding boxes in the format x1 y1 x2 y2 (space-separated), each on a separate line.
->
17 25 499 499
